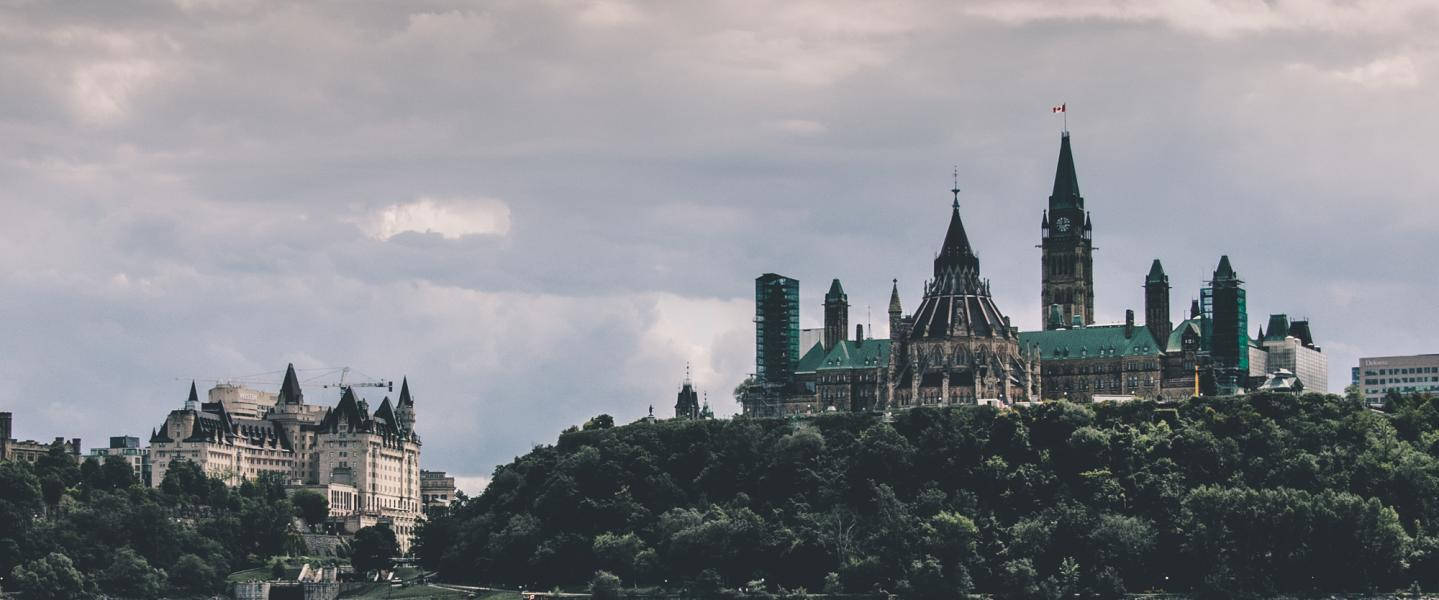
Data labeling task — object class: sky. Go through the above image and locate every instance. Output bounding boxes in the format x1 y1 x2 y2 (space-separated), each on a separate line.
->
2 0 1437 493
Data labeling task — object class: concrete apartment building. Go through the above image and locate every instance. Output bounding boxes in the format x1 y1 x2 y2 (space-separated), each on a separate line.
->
84 436 151 485
148 364 425 548
421 470 458 508
1356 354 1439 405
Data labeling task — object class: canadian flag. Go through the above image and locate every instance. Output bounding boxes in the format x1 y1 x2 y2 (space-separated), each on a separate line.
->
1052 103 1066 113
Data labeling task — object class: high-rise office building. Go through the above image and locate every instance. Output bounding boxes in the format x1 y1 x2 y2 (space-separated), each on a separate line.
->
1356 354 1439 405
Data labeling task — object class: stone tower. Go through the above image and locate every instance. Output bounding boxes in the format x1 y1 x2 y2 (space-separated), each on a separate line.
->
1144 259 1171 346
823 279 849 351
1040 132 1095 330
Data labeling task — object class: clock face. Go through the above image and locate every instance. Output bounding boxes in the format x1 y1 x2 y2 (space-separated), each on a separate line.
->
1056 216 1072 232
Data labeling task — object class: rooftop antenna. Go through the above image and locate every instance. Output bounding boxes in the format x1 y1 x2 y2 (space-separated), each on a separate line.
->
684 361 692 384
867 304 872 338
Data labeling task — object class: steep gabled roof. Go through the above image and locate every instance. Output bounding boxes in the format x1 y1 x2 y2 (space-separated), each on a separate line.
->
187 381 200 405
318 388 369 432
826 278 846 299
794 342 829 375
1166 318 1204 353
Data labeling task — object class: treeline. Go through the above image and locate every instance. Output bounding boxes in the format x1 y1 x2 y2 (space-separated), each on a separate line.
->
0 449 301 599
416 393 1439 598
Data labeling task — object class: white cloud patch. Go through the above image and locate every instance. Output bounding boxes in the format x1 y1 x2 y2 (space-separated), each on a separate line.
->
963 0 1434 37
363 197 512 240
69 59 162 124
1290 55 1421 89
452 475 492 496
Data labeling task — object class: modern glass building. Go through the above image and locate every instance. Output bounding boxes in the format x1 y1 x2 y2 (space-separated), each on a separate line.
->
755 273 800 387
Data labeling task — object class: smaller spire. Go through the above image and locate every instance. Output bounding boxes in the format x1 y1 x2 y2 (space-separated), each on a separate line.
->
187 381 199 407
826 278 846 299
951 166 961 209
889 279 902 314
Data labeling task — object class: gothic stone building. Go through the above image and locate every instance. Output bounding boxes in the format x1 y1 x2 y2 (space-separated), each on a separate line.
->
149 364 424 548
886 188 1039 407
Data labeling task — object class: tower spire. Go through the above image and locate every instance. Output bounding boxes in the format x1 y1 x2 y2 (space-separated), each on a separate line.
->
951 166 961 209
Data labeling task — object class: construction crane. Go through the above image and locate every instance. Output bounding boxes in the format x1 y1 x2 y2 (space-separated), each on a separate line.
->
321 367 393 393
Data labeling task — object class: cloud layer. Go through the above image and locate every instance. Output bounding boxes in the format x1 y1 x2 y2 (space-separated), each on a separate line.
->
1 0 1436 484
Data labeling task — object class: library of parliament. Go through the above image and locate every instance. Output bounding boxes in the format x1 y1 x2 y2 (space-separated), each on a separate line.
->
736 131 1328 418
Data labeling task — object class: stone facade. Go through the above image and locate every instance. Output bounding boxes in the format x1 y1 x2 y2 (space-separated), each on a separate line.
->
149 365 423 549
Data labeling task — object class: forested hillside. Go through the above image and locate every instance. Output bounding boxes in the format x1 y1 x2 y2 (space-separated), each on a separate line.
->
0 453 301 598
416 393 1439 598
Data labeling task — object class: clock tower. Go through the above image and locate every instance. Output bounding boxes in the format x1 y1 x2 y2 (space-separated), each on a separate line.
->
1040 131 1094 330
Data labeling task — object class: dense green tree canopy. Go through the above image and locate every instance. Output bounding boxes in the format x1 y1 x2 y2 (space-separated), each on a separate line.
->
419 392 1439 597
352 525 400 575
0 458 300 598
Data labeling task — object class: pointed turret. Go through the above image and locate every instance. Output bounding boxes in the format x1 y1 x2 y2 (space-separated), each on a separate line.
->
186 381 200 408
1144 259 1172 347
1146 259 1166 283
1049 132 1083 210
823 278 849 351
278 363 303 405
1214 255 1238 281
395 377 416 434
397 377 413 406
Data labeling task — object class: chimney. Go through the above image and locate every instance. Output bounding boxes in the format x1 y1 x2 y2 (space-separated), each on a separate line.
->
855 324 864 344
1125 310 1135 338
0 412 11 443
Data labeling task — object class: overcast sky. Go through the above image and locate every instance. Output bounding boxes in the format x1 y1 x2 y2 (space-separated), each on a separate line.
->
2 0 1436 492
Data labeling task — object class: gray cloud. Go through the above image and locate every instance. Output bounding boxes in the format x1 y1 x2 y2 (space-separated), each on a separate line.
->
1 0 1435 484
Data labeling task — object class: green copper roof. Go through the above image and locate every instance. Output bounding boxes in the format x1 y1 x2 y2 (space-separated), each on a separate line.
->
794 342 829 374
1166 318 1203 353
1019 324 1162 361
1049 132 1083 209
826 278 846 299
1264 314 1290 341
1146 259 1166 283
816 339 891 371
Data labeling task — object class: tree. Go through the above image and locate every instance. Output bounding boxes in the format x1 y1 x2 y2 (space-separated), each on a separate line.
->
291 490 330 528
98 548 167 599
168 553 219 596
100 454 137 490
589 570 622 600
583 414 615 431
10 552 92 600
351 525 399 575
593 532 652 585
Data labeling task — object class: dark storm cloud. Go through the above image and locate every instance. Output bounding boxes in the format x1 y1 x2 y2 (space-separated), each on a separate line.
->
1 0 1436 490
